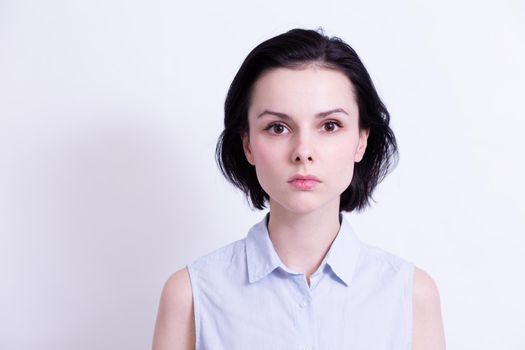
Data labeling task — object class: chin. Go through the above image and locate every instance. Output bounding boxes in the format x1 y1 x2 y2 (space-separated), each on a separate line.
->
270 197 332 216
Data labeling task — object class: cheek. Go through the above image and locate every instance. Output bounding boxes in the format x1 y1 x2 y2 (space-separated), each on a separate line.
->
326 139 358 184
251 142 270 166
251 137 285 164
336 156 355 181
250 141 283 180
327 136 359 163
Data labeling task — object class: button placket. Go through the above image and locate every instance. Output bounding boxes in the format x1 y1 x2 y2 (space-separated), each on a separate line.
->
290 274 316 350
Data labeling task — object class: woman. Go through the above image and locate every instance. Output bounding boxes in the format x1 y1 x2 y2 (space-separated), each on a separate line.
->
152 28 445 350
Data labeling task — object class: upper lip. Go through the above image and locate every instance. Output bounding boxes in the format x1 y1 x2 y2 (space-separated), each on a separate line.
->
288 174 321 182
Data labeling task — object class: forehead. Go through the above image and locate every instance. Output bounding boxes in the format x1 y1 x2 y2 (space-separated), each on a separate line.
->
249 65 358 117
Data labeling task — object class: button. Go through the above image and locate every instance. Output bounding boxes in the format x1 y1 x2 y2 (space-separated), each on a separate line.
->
299 299 309 308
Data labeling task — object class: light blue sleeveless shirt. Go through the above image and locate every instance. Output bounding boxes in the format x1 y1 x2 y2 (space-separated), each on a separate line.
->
187 213 415 350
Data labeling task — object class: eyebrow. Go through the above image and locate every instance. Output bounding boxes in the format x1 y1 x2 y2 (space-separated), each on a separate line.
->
256 108 349 120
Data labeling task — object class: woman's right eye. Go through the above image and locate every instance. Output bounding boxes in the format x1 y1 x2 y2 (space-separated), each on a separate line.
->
265 123 289 135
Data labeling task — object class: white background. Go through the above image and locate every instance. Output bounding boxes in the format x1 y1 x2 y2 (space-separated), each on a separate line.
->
1 0 524 349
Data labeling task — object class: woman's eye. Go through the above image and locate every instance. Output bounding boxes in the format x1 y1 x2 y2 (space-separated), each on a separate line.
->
323 121 342 132
265 123 289 135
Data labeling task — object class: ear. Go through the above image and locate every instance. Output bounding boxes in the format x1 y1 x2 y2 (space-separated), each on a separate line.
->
354 128 370 163
241 132 256 165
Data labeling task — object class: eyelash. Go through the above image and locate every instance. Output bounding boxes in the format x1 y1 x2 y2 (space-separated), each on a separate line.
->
264 121 343 135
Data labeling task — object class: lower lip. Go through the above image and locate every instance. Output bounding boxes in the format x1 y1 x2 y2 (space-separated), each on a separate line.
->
288 179 319 190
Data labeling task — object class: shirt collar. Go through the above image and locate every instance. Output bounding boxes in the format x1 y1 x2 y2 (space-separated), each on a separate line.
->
246 213 283 283
245 212 362 286
324 213 362 286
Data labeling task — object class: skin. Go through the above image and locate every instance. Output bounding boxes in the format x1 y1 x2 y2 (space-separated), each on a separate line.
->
151 65 446 349
242 65 368 283
152 269 195 350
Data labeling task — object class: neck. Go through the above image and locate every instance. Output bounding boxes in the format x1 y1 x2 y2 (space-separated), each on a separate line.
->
267 199 342 281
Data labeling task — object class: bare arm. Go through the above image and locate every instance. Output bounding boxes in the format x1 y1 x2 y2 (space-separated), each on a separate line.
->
412 267 446 350
152 268 195 350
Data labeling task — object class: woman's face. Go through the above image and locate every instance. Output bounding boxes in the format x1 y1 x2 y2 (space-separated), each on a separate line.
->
242 65 369 215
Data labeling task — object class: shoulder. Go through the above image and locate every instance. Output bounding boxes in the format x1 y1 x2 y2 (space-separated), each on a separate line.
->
162 268 193 309
152 268 195 350
413 267 441 306
188 238 245 271
360 243 411 273
412 267 446 350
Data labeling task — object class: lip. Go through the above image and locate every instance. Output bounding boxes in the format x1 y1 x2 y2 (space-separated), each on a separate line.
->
288 174 321 191
288 174 321 182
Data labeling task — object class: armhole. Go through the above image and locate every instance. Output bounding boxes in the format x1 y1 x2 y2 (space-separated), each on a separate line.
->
186 263 200 350
407 262 415 350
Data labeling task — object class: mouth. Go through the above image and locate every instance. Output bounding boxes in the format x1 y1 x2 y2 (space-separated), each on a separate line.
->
287 174 321 190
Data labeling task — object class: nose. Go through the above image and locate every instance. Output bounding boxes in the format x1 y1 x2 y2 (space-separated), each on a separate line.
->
291 132 315 164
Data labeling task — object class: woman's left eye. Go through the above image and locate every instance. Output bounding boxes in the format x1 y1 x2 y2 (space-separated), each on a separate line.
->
323 121 342 132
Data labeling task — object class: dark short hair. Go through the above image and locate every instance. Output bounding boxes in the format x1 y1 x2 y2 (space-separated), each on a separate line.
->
215 28 398 212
